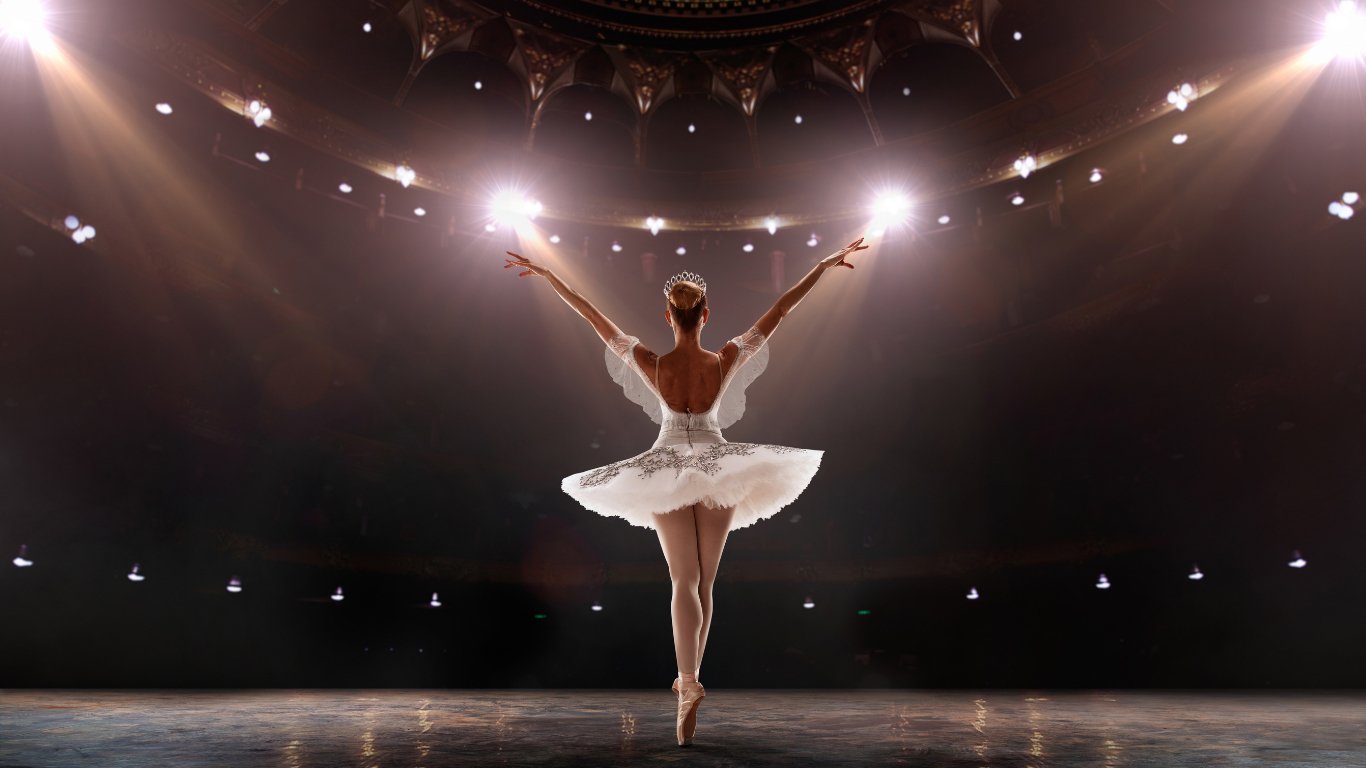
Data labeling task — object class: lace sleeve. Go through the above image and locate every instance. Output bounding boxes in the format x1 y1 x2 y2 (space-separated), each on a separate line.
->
716 326 770 429
603 333 664 426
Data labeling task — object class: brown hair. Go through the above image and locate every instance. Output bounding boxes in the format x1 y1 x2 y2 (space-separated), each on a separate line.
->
667 280 706 331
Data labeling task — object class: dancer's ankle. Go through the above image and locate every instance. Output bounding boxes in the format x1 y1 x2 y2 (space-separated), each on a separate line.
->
679 671 698 685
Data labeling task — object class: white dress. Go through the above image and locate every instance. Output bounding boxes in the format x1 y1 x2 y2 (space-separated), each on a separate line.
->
561 325 823 532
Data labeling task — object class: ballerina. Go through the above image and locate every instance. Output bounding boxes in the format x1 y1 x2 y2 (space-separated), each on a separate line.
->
503 236 866 746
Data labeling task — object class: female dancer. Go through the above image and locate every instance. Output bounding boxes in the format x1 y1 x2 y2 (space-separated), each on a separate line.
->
503 237 865 746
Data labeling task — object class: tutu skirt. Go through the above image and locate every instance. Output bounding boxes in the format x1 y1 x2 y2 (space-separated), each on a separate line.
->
562 436 822 532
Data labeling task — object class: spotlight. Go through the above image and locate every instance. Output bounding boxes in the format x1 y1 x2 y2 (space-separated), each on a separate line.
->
362 21 372 33
0 0 48 44
12 544 32 568
687 123 696 134
765 216 779 235
226 575 242 593
870 190 912 229
490 190 543 226
549 234 561 244
1167 82 1197 111
1089 168 1104 183
1188 565 1204 581
331 586 345 602
675 245 687 256
610 241 623 253
72 224 96 245
1318 1 1366 61
794 114 803 125
584 111 593 121
742 242 754 253
1010 192 1025 206
1013 153 1038 179
1013 30 1023 41
64 214 80 230
484 222 497 232
246 99 273 128
155 103 174 116
806 233 820 247
474 79 482 90
646 215 664 235
128 563 145 582
937 214 951 225
254 150 271 163
966 587 980 600
395 163 416 188
338 182 353 194
1344 191 1360 204
430 592 442 608
802 596 815 609
413 207 426 217
1288 550 1307 568
591 601 603 612
1095 573 1111 590
1171 132 1189 145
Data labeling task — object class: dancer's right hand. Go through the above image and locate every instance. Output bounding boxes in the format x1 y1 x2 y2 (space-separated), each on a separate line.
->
819 238 867 271
504 251 550 279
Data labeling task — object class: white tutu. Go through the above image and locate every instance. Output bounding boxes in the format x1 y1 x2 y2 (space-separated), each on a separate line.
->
561 326 823 533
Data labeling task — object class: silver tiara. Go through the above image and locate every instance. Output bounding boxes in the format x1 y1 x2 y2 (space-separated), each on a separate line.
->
663 270 707 298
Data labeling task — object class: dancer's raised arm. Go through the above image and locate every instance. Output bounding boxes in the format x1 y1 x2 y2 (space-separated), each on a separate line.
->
504 251 624 346
746 237 866 341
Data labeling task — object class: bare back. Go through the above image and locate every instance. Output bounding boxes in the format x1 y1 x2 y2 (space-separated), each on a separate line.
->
636 343 742 414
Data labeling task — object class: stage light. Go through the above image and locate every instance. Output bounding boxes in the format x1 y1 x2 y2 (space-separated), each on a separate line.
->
12 544 32 568
362 21 372 33
938 214 951 225
127 563 145 582
64 214 80 230
675 245 687 256
1013 153 1038 179
1013 30 1023 41
1167 82 1198 111
742 242 754 253
1288 550 1307 568
591 601 603 612
584 111 593 121
246 99 273 128
902 86 911 96
646 215 664 235
430 592 442 608
870 191 912 229
1090 168 1105 183
794 114 803 125
331 586 345 602
490 190 543 226
226 576 242 593
1188 565 1204 581
806 233 820 247
73 224 95 245
474 79 482 90
484 222 497 232
1096 573 1111 589
966 587 980 600
1318 1 1366 60
1172 132 1189 145
255 150 271 163
610 241 623 253
395 163 416 188
338 182 353 194
549 234 561 244
155 103 174 116
0 0 47 44
802 596 815 609
688 123 696 134
1010 192 1025 206
413 207 426 217
1343 191 1360 204
1330 201 1355 220
765 216 779 235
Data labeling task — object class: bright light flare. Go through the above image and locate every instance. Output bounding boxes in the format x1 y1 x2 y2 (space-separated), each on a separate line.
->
489 189 542 227
764 216 779 235
0 0 50 47
395 163 416 188
1317 1 1366 60
869 190 912 232
646 215 664 235
1013 153 1038 178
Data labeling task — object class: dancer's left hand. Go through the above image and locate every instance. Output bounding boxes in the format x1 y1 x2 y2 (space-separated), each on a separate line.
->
504 251 549 279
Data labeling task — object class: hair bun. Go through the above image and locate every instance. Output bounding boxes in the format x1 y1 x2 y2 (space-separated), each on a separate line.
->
668 281 704 311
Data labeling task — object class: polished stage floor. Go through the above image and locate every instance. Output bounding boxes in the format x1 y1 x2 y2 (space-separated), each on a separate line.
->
1 690 1362 767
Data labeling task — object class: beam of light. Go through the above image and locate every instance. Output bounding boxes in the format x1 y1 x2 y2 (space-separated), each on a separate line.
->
489 189 542 230
868 190 912 234
226 576 243 593
127 563 145 582
0 0 52 51
1315 0 1366 62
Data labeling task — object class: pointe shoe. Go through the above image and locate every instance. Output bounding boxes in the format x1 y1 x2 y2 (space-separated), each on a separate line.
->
676 680 705 747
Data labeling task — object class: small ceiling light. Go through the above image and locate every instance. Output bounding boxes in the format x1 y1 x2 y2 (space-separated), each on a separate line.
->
395 163 416 188
1329 201 1346 217
1318 0 1366 61
646 215 664 235
610 241 623 253
794 114 803 125
1090 168 1105 183
474 80 482 90
1014 152 1038 179
414 207 426 217
1172 132 1189 145
675 245 687 256
765 216 779 235
742 242 754 253
687 123 696 134
128 563 145 582
64 214 80 230
1013 30 1023 41
254 150 271 163
1167 82 1197 111
1288 550 1308 568
806 233 820 247
966 587 980 600
338 182 353 194
902 86 911 96
484 222 497 232
1188 565 1204 581
12 544 33 568
155 102 173 116
430 592 442 608
226 575 242 593
331 586 345 602
584 111 593 121
1010 192 1025 206
802 596 815 609
591 601 603 612
362 21 372 33
1096 573 1111 589
549 234 561 244
937 214 951 225
246 99 273 128
1343 191 1360 204
1340 206 1358 221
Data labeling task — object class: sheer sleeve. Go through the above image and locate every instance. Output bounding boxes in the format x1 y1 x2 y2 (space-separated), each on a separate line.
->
603 333 664 425
716 325 770 429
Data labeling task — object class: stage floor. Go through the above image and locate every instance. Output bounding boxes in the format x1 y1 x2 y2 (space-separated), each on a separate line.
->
1 690 1362 766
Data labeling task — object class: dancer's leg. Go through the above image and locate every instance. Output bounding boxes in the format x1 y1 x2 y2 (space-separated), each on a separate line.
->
653 504 703 681
693 501 737 681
